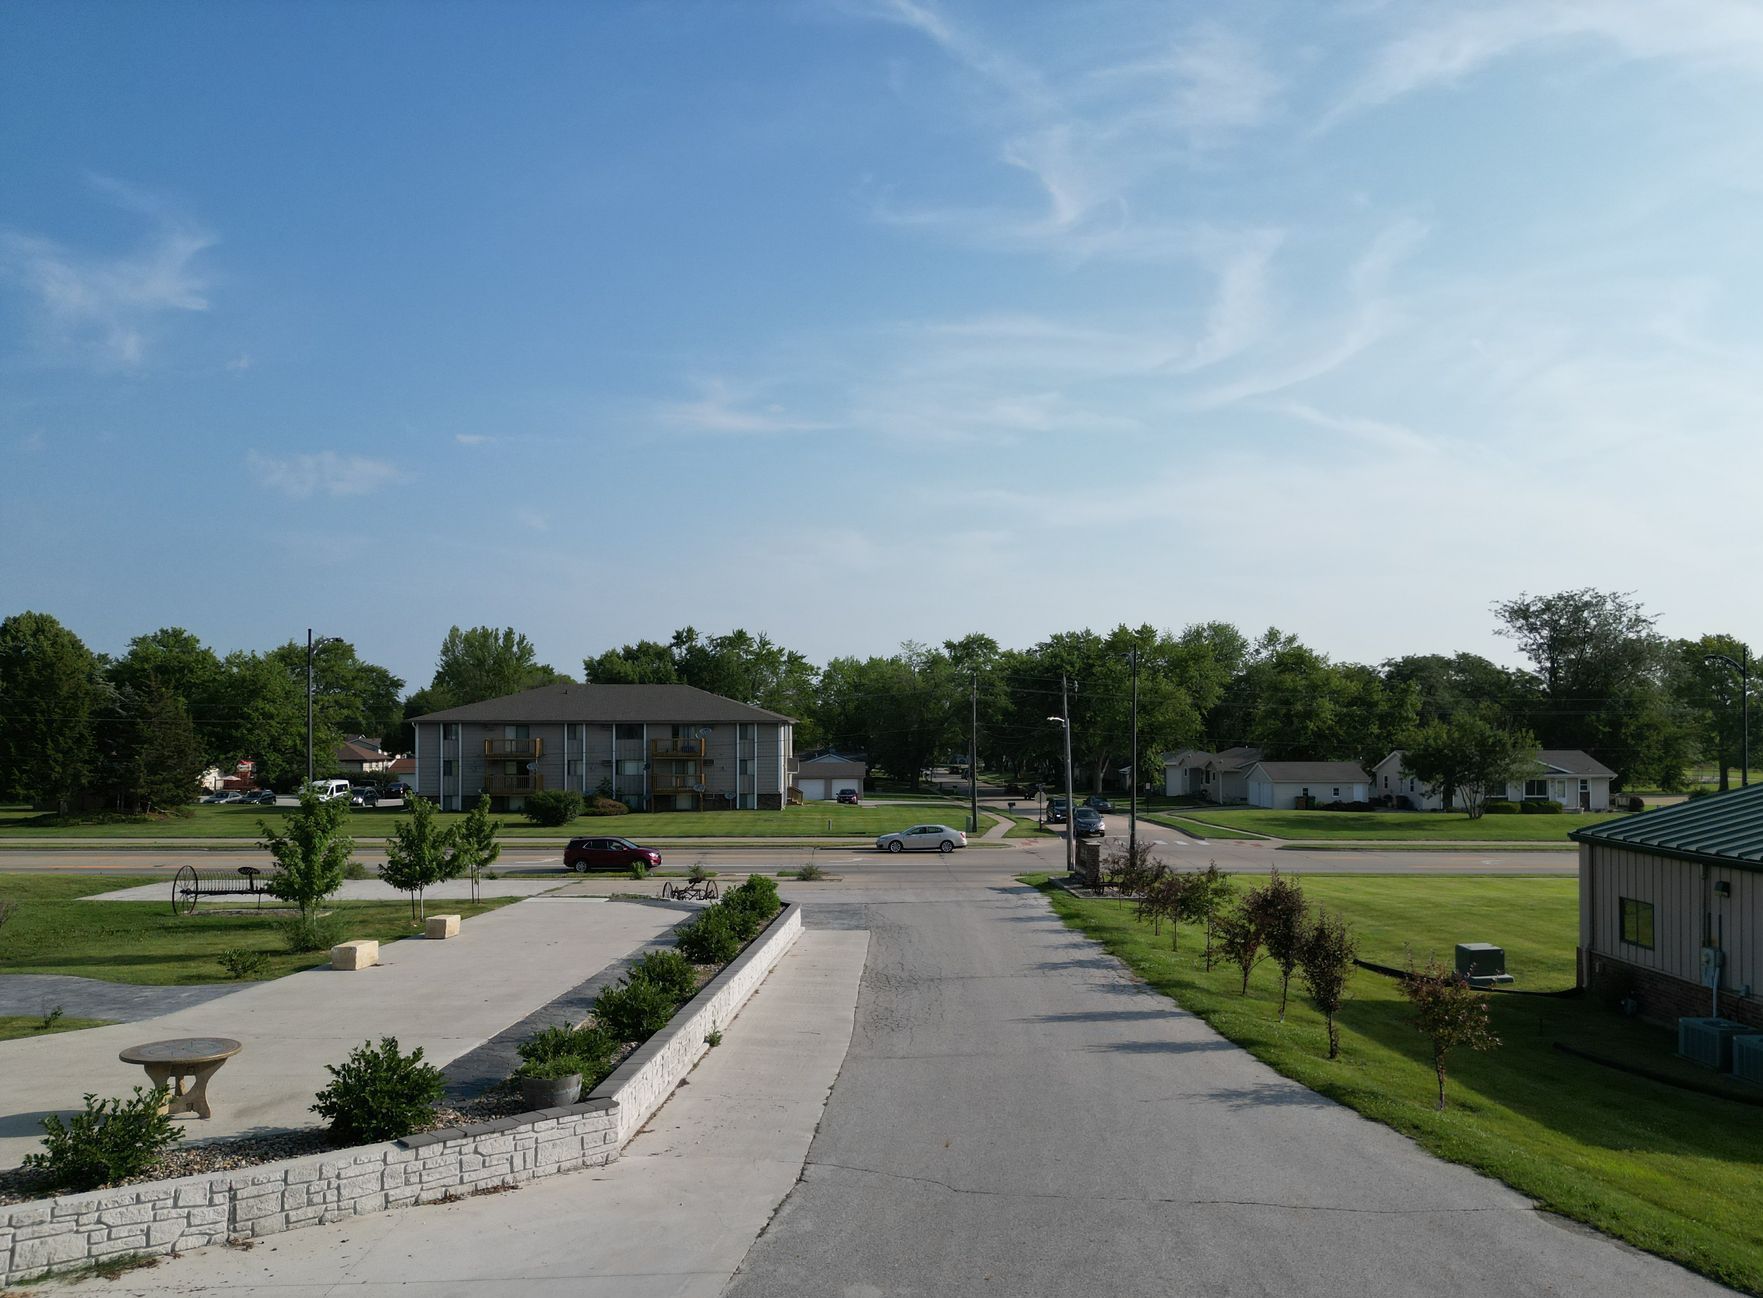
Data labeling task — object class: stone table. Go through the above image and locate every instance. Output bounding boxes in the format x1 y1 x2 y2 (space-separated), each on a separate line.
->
117 1037 242 1119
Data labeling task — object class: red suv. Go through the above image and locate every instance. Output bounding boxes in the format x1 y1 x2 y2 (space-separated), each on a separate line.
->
564 836 662 872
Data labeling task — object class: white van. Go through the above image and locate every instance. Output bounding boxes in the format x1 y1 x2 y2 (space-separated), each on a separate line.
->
308 779 352 802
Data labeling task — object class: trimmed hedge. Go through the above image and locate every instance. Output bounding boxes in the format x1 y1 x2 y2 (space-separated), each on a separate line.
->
522 790 582 826
1482 799 1520 815
1519 799 1564 814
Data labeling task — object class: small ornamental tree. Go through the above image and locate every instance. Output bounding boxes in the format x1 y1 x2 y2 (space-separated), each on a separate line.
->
261 787 353 918
381 793 455 921
1216 901 1266 995
1146 870 1193 951
1133 863 1172 935
448 795 502 896
1104 839 1160 902
1246 868 1308 1021
1400 953 1501 1109
1299 908 1356 1059
1186 862 1235 972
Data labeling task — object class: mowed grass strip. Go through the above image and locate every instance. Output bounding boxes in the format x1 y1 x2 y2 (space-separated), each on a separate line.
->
1141 813 1269 841
0 1014 111 1042
0 874 514 986
0 804 992 841
1176 807 1627 841
1030 872 1763 1294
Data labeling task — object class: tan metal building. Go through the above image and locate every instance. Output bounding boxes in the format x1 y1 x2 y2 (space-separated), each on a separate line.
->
1574 784 1763 1027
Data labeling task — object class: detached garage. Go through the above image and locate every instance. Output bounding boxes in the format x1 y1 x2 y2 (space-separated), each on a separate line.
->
1243 761 1370 810
1575 784 1763 1028
794 753 867 802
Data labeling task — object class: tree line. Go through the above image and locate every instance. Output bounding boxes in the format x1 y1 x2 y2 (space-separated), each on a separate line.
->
1 589 1753 812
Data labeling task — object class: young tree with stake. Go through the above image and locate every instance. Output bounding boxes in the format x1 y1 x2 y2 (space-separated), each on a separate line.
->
1247 867 1308 1021
1216 901 1266 995
1186 863 1235 972
1299 908 1356 1059
260 787 353 919
1400 953 1501 1109
381 794 455 921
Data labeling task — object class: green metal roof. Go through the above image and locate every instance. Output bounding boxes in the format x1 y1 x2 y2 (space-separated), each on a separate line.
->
1571 783 1763 869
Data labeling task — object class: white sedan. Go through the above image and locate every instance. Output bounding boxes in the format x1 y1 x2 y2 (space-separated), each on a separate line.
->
876 824 968 854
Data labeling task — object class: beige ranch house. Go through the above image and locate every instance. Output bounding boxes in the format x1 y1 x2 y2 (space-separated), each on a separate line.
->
1371 748 1616 812
1162 746 1263 803
1243 761 1369 810
411 683 795 813
1574 784 1763 1028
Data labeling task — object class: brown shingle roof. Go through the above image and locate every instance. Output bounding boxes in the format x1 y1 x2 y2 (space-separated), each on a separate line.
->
413 683 793 725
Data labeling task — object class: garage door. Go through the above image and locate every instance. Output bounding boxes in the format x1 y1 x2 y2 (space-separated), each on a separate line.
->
798 778 827 801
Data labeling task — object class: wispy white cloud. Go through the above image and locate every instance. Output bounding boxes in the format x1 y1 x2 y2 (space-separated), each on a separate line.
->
1322 0 1763 130
247 451 403 499
654 379 832 435
454 433 494 446
0 175 214 368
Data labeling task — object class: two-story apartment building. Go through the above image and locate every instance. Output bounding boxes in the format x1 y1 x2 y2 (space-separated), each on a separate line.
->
411 683 795 813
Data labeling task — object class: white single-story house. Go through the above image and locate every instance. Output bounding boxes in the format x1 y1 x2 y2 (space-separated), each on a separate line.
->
1243 761 1370 810
1162 746 1263 803
1371 749 1615 812
1574 784 1763 1028
794 752 867 801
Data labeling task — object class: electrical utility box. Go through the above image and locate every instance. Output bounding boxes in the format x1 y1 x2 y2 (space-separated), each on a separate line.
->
1455 942 1514 987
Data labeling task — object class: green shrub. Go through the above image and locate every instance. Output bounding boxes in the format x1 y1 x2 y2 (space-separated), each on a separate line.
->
581 796 630 817
218 948 269 980
25 1087 182 1191
723 875 782 930
516 1023 616 1076
795 862 827 880
675 906 742 964
310 1037 444 1144
515 1053 588 1081
631 949 698 1001
689 862 713 883
1481 799 1520 814
521 790 582 827
343 861 374 880
277 911 345 953
628 861 649 880
1519 799 1563 814
593 976 678 1041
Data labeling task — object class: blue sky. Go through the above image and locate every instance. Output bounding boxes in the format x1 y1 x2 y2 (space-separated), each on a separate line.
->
4 1 1763 688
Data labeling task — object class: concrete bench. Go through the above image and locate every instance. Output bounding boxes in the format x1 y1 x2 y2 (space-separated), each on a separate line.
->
425 914 461 940
331 939 379 971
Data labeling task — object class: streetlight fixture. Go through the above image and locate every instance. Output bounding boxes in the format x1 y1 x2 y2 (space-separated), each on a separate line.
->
1047 676 1077 878
1704 648 1751 788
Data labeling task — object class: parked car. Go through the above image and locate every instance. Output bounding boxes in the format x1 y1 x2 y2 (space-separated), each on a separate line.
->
242 790 278 805
1045 798 1069 824
564 836 662 872
1073 808 1106 837
199 791 229 804
876 824 967 854
1084 795 1113 812
306 778 352 801
380 781 413 800
836 789 861 805
214 790 246 804
350 787 379 807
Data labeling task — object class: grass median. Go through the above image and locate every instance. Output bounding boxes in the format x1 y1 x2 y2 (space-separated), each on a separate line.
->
0 874 514 986
0 1014 112 1042
0 804 993 841
1174 807 1626 842
1028 871 1763 1293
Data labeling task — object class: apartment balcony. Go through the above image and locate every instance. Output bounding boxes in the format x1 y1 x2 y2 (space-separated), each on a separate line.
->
483 738 544 759
483 773 545 796
649 738 706 758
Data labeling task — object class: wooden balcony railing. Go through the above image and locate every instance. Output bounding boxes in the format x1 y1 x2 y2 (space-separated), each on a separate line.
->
483 773 545 796
649 738 706 758
483 738 544 759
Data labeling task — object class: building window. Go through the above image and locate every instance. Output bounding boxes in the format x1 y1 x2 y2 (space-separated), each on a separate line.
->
615 723 643 741
505 724 529 739
618 758 644 776
444 724 460 740
567 759 582 779
442 759 456 777
1620 898 1655 949
1332 788 1340 798
740 758 754 776
1524 779 1549 800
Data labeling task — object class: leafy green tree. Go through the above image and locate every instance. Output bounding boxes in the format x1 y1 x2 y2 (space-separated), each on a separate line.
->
381 793 455 920
0 612 101 813
1671 634 1755 790
448 795 502 889
429 626 570 709
1299 908 1356 1059
582 638 680 685
216 650 316 791
109 681 206 813
109 627 229 765
261 788 353 917
1184 862 1236 972
814 645 961 787
265 638 404 741
1401 713 1538 816
1246 868 1307 1021
1400 953 1500 1110
1217 901 1266 996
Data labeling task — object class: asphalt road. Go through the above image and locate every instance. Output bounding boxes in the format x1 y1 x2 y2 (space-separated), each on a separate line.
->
722 879 1721 1298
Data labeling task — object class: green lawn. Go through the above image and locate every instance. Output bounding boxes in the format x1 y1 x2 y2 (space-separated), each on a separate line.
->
0 1014 111 1042
1176 807 1628 841
1141 812 1268 841
0 804 991 841
0 874 514 985
1032 872 1763 1293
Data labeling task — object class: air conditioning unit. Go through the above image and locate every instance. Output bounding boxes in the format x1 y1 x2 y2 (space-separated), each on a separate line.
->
1678 1017 1749 1070
1732 1034 1763 1085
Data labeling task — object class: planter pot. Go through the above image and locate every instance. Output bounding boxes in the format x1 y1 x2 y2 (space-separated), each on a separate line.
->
519 1073 582 1109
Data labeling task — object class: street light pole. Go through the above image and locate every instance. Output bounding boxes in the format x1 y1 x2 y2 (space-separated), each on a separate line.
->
306 628 315 788
1129 649 1139 866
969 670 980 836
1060 674 1075 876
1706 649 1751 788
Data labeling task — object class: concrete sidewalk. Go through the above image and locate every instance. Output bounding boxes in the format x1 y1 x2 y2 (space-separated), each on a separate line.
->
57 928 871 1298
0 899 682 1168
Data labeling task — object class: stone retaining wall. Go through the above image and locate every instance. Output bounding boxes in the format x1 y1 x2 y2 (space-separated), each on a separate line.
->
0 903 802 1286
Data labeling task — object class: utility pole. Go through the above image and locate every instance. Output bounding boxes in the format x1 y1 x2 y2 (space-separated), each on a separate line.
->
305 628 315 787
1061 673 1075 876
1129 648 1139 865
969 669 979 835
1705 648 1751 789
